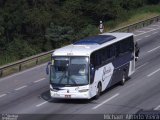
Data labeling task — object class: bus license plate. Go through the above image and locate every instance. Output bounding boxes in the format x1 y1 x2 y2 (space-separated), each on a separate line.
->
65 95 71 98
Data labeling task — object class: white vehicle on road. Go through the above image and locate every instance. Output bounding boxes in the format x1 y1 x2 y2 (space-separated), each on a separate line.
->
46 33 136 99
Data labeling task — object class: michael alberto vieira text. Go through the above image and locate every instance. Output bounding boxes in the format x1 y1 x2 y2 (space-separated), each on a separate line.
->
104 114 160 120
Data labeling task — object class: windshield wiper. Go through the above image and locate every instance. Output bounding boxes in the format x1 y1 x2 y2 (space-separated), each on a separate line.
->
69 77 77 85
58 75 77 85
58 72 67 84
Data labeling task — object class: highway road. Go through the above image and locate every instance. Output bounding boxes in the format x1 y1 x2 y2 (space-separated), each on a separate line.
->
0 22 160 120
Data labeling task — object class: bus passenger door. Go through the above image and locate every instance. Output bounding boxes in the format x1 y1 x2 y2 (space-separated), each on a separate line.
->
90 64 97 97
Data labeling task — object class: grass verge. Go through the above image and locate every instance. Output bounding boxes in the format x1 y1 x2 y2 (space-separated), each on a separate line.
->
105 5 160 31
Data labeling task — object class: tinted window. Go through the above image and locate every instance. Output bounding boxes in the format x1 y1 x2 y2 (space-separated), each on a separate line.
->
90 45 115 68
115 36 134 56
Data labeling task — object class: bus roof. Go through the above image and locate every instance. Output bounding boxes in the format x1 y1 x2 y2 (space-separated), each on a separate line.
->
52 32 134 56
73 35 116 45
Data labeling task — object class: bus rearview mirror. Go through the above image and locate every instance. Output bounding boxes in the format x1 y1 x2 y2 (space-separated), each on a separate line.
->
46 62 51 75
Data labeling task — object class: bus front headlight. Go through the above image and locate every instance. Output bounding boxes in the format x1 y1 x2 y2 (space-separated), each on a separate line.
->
78 89 89 92
50 85 58 92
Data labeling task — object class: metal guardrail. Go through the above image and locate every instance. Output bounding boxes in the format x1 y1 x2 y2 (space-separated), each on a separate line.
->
0 15 160 78
109 15 160 32
0 50 54 77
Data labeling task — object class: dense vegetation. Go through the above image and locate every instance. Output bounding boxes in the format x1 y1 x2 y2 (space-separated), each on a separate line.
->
0 0 160 65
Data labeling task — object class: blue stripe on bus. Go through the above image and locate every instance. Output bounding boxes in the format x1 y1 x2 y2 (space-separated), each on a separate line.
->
74 35 116 45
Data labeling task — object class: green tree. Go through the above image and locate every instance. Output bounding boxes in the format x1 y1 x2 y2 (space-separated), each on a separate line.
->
7 37 36 59
147 0 160 4
45 23 74 48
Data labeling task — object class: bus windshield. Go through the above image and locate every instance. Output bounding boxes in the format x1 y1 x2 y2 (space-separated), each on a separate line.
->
50 57 89 86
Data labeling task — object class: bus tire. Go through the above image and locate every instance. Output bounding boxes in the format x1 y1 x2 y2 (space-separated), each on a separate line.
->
95 82 102 100
120 72 126 85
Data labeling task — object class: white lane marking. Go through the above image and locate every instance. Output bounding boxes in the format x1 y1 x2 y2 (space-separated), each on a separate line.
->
0 63 47 82
34 78 45 83
136 62 149 70
92 93 119 110
144 28 156 30
14 85 27 91
134 32 148 37
145 35 150 38
152 31 158 35
136 30 146 33
147 46 160 53
0 94 7 98
147 68 160 77
151 25 160 27
154 105 160 110
36 101 48 107
134 27 160 36
136 39 142 41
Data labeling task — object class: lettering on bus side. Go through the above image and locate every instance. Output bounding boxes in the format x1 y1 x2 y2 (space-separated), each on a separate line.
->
102 66 112 81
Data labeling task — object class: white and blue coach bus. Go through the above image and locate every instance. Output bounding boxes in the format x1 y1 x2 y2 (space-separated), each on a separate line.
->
46 33 136 99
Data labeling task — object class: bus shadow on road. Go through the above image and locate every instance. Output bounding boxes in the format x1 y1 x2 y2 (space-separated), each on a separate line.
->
40 90 51 101
101 77 131 96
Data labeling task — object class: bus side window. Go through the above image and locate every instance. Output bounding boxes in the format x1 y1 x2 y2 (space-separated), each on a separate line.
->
120 40 128 54
115 42 120 57
99 45 115 65
122 39 130 53
109 45 116 58
123 36 134 52
95 52 100 67
101 48 106 63
129 36 134 52
116 38 131 56
90 53 96 67
106 47 111 59
105 46 114 60
101 47 110 64
96 50 103 67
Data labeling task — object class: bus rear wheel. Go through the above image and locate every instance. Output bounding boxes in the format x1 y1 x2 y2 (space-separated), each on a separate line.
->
95 83 102 100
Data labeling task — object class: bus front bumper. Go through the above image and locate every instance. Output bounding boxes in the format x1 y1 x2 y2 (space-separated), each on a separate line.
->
50 91 91 99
